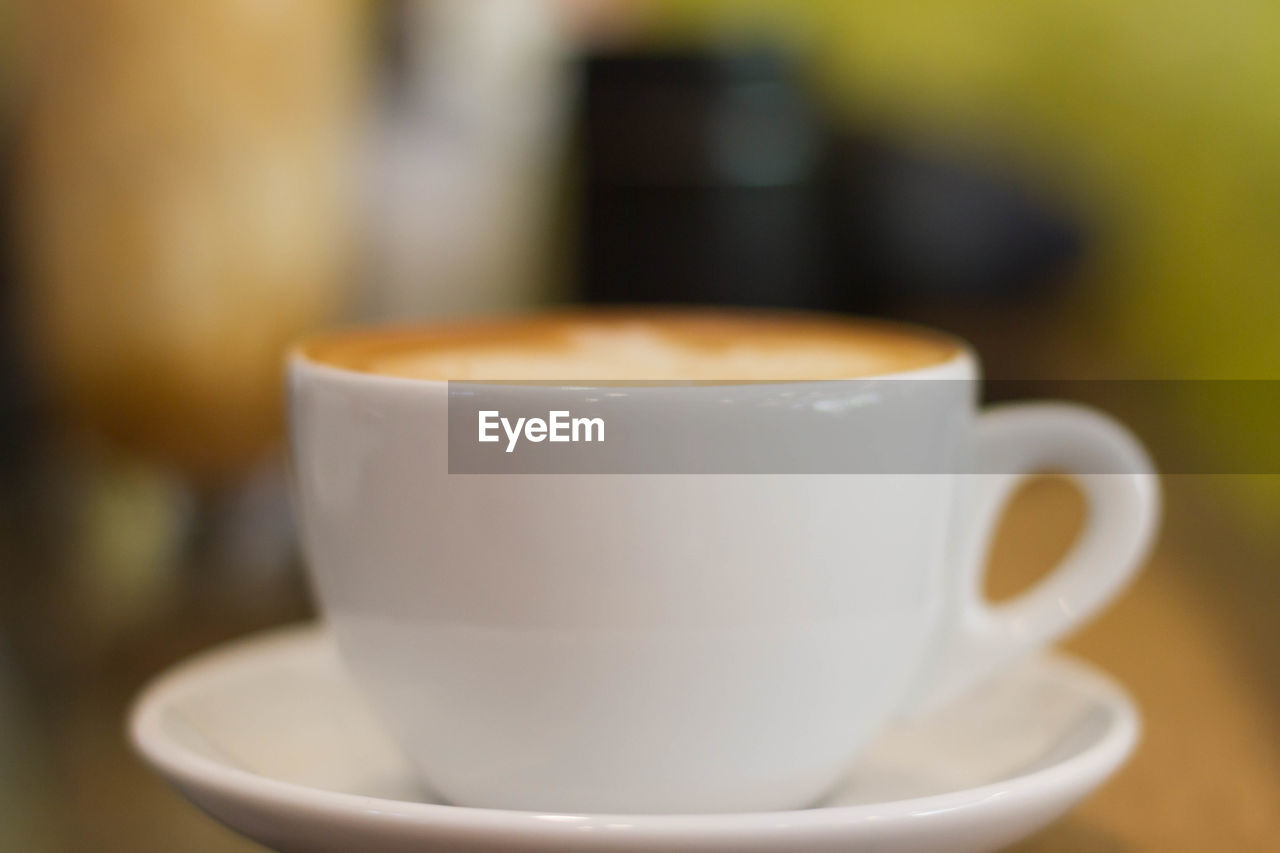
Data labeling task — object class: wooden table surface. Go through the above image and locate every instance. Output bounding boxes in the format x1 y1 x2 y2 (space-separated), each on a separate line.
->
991 476 1279 851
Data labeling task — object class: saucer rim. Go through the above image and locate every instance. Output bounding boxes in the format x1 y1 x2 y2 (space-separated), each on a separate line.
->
129 623 1140 841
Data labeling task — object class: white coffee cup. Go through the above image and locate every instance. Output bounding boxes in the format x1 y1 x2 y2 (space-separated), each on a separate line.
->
288 318 1159 814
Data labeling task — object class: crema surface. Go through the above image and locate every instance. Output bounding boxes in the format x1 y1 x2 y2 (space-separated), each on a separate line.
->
300 309 960 382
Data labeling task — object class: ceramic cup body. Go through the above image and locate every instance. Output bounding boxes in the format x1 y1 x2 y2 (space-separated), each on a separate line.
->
289 343 1158 814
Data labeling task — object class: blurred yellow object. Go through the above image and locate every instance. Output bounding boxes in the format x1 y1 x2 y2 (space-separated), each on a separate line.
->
15 0 366 483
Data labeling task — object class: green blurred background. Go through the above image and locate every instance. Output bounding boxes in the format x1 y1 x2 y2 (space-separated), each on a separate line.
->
647 0 1280 516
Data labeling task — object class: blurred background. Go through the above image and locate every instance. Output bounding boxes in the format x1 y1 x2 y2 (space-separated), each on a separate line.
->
0 1 1276 850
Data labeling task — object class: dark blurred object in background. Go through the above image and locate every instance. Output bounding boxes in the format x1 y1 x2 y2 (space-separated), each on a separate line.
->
576 47 1086 317
829 135 1086 312
578 50 830 308
0 112 41 517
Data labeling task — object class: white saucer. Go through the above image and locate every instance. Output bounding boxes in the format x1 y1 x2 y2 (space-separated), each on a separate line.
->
130 625 1139 853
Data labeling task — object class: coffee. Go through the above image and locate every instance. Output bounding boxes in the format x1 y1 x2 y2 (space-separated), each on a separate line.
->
300 309 959 382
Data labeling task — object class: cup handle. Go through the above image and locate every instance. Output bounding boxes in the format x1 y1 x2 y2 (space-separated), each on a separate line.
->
901 402 1161 716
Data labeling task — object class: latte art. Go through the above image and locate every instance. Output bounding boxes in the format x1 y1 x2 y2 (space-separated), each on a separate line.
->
299 309 960 382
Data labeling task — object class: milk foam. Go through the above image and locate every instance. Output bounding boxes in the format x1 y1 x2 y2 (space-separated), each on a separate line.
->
302 311 958 382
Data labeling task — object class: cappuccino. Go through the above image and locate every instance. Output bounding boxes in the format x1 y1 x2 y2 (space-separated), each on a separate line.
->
299 309 960 382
